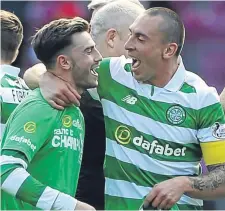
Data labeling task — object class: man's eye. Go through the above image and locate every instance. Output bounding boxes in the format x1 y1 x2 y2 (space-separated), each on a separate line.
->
137 36 144 42
86 48 93 54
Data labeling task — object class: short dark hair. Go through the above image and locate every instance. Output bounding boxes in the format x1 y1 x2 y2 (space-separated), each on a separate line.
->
145 7 185 57
31 17 90 68
0 10 23 62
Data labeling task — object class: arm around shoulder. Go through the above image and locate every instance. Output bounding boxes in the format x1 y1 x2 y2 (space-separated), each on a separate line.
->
23 63 47 90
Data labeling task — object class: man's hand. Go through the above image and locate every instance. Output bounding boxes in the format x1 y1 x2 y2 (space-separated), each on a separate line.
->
144 177 187 210
75 200 96 210
40 72 81 110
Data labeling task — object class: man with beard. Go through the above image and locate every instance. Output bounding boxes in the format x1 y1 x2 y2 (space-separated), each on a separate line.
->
1 17 102 210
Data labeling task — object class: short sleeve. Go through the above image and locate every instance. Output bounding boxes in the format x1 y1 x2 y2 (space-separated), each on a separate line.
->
197 88 225 165
2 101 56 162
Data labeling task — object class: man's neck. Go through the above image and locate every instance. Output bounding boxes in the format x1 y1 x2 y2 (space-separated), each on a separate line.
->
47 70 84 95
0 60 11 65
144 59 179 88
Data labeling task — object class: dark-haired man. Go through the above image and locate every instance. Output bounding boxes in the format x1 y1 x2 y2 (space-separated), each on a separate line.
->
0 17 102 210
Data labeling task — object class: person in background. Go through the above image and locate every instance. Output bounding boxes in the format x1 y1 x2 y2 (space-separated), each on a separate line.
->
0 10 30 138
88 0 144 17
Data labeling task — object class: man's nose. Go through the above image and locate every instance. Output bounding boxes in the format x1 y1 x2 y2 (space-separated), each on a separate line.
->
124 37 135 51
94 50 103 62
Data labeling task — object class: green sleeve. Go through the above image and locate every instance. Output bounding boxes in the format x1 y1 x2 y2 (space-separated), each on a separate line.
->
1 149 28 178
1 100 57 162
1 149 57 208
197 89 225 142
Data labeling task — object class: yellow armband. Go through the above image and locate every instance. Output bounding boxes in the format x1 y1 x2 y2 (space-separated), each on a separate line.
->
201 141 225 165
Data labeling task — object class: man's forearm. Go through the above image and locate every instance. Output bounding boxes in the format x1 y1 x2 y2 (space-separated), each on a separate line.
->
183 164 225 200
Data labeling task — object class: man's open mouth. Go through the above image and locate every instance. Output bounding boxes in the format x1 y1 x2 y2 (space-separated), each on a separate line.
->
90 66 98 76
132 58 141 69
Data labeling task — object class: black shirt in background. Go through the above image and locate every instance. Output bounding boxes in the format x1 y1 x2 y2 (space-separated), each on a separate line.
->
75 91 105 210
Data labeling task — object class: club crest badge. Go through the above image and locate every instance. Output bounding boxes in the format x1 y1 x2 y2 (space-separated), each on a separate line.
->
211 122 225 139
166 105 186 125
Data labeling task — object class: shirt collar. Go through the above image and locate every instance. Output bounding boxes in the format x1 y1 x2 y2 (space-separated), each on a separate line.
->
0 64 20 77
163 56 186 92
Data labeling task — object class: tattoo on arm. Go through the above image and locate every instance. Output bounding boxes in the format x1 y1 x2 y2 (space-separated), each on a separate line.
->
189 164 225 191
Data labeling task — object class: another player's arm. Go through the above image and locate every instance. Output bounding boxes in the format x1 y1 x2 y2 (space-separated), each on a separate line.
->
23 63 47 90
24 63 81 108
23 60 105 106
23 57 126 107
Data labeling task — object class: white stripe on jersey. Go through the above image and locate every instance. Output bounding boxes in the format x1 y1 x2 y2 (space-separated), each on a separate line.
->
0 155 28 169
106 138 200 176
2 167 29 196
102 99 198 144
51 192 77 210
36 186 59 210
105 178 203 206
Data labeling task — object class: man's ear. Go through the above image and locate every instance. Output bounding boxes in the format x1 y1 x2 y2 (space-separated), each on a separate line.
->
106 28 117 48
162 43 178 59
57 55 71 70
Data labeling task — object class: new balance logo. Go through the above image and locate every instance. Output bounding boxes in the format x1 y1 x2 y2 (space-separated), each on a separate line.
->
122 95 137 105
